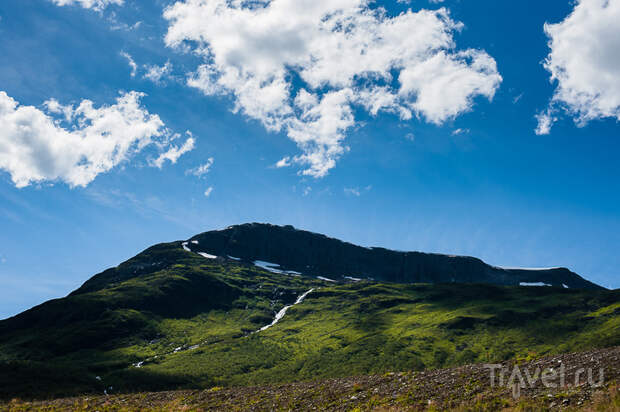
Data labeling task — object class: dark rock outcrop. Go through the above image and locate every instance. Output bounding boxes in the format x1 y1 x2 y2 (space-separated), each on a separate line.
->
189 223 603 290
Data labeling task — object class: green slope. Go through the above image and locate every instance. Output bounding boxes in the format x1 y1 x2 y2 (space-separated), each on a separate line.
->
0 241 618 400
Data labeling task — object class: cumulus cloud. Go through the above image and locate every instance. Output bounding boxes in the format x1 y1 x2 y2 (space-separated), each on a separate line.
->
186 157 214 177
164 0 501 177
144 61 174 84
275 156 291 168
50 0 123 11
150 133 195 168
538 0 620 134
120 51 137 77
0 91 193 188
534 110 555 136
120 53 176 84
204 186 214 197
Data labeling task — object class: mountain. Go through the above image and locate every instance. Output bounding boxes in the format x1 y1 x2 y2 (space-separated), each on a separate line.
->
0 223 616 400
78 223 601 292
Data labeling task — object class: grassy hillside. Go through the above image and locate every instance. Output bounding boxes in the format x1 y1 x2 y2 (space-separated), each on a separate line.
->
0 241 618 400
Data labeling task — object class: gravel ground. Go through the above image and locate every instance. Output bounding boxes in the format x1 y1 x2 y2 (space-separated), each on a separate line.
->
2 346 619 411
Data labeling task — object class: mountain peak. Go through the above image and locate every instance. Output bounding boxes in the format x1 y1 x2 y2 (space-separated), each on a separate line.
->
186 223 602 290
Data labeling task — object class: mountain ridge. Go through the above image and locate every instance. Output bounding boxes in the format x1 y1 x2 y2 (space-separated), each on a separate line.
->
70 223 602 296
178 223 601 290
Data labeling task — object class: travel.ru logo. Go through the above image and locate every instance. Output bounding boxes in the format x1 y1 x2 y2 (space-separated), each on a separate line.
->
484 361 605 399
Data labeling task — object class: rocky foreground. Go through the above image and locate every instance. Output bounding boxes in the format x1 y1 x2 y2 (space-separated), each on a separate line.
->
2 346 619 411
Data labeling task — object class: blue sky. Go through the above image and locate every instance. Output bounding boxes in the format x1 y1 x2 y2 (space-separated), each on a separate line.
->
0 0 619 319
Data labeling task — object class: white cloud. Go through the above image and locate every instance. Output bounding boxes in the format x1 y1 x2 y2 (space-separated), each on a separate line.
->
534 109 556 136
451 128 469 135
50 0 123 11
539 0 620 134
398 50 500 125
164 0 501 177
275 156 291 168
121 51 137 77
120 54 175 84
0 91 193 188
187 157 214 177
344 187 361 197
204 186 214 197
513 93 524 104
150 133 195 168
344 185 372 196
110 18 142 32
144 61 173 84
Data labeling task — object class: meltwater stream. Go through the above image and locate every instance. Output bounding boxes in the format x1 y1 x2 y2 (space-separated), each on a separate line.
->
256 288 315 333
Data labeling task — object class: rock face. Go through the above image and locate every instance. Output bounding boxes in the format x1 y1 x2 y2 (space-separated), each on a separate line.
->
190 223 603 290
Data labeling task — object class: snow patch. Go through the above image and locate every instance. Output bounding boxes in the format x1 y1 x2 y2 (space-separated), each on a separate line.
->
191 240 199 244
254 260 285 273
519 282 552 287
285 270 302 275
198 252 217 259
344 276 362 282
181 242 191 252
228 255 241 261
563 284 569 289
317 276 336 282
253 260 300 276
